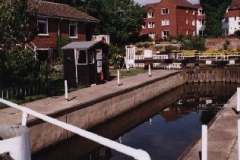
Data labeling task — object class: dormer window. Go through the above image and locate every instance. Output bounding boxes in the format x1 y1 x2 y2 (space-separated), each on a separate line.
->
147 12 155 18
69 23 78 38
38 18 48 36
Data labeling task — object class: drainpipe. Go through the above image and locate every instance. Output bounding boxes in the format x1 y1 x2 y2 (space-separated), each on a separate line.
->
57 18 63 56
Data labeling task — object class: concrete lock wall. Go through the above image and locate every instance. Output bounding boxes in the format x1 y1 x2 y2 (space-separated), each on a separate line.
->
29 72 185 153
0 125 31 160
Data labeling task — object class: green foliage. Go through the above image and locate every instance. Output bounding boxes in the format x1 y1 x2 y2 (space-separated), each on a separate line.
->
57 36 72 63
0 0 38 50
5 48 40 83
200 0 232 37
79 0 146 46
165 45 178 52
180 36 206 51
234 30 240 38
108 45 125 68
223 40 230 50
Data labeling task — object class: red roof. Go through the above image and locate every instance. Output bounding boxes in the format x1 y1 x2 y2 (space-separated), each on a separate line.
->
169 0 197 8
229 0 240 9
145 2 159 10
28 0 99 22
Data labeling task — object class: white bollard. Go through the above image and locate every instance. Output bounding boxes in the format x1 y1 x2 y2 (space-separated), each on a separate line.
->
237 88 240 112
238 119 240 160
202 124 208 160
148 64 152 77
64 80 68 102
0 125 31 160
117 69 120 86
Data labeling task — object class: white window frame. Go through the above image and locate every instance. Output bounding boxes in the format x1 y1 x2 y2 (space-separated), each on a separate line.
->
77 50 88 65
162 30 169 39
162 19 170 26
192 20 195 26
149 32 155 39
162 8 169 15
147 12 154 18
69 23 78 38
37 18 48 36
148 22 155 28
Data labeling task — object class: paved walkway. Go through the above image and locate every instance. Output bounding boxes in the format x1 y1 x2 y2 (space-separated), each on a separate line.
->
0 69 179 125
179 93 239 160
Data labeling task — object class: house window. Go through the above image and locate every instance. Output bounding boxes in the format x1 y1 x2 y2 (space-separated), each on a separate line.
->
186 9 188 13
162 19 169 26
149 32 155 39
193 31 196 36
78 50 87 64
162 8 169 15
162 30 169 39
142 24 146 29
186 19 188 24
192 20 195 26
199 20 205 25
192 10 195 15
69 23 78 38
198 9 205 15
148 22 155 28
37 18 48 35
186 30 189 35
147 12 154 18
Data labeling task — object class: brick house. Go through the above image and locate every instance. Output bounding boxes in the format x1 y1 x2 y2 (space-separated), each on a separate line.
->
195 0 240 37
142 0 197 40
27 0 99 61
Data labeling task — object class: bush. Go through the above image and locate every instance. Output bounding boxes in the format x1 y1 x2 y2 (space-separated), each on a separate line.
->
4 48 40 84
180 36 206 51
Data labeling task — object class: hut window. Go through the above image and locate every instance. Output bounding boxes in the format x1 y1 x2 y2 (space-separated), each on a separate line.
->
78 50 87 64
69 23 78 38
89 51 95 64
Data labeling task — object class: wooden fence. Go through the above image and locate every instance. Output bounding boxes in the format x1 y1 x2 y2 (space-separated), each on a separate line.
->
0 83 46 99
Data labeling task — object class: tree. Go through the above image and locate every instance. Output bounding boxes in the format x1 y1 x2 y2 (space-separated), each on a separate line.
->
4 48 40 83
78 0 145 46
200 0 232 37
0 0 38 50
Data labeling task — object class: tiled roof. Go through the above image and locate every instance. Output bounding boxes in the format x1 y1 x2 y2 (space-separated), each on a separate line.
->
169 0 197 9
145 2 159 10
229 0 240 9
28 0 99 22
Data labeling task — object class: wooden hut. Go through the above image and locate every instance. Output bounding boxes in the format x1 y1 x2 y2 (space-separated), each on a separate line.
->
62 41 109 86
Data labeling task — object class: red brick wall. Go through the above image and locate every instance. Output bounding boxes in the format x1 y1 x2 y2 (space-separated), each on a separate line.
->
32 18 91 49
205 38 240 49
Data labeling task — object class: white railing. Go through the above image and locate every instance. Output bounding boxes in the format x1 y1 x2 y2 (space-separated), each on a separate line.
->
0 98 151 160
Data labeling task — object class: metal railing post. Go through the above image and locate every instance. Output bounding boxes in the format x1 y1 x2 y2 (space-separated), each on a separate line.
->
238 119 240 160
237 88 240 112
201 124 208 160
64 80 68 102
21 112 29 126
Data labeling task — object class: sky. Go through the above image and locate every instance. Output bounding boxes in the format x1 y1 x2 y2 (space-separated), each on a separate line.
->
134 0 199 5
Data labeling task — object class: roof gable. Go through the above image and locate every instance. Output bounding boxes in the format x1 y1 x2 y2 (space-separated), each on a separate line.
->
28 0 99 22
169 0 196 9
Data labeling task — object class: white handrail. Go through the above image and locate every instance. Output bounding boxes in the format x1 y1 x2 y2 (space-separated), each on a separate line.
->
0 98 151 160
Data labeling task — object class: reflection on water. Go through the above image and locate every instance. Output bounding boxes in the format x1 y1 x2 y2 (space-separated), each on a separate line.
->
32 82 239 160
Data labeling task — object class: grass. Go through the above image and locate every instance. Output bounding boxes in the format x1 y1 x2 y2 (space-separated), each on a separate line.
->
0 79 90 110
109 68 148 80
